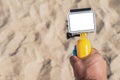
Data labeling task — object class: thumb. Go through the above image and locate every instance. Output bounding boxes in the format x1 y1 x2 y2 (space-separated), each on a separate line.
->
70 56 85 79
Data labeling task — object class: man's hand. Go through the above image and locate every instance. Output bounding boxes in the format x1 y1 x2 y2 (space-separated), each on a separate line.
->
70 48 107 80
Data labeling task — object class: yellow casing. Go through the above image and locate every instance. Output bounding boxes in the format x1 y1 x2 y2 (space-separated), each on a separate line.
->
76 33 91 59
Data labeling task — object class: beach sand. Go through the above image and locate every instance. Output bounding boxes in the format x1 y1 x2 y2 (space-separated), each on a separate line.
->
0 0 120 80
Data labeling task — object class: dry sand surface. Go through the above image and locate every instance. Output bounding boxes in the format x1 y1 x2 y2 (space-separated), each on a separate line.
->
0 0 120 80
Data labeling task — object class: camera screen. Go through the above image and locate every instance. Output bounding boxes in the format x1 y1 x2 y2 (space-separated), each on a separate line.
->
68 12 95 33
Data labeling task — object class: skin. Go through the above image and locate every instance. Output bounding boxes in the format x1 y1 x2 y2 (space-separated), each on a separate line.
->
70 48 107 80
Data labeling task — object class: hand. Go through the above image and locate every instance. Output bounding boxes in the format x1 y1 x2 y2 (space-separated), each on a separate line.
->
70 48 107 80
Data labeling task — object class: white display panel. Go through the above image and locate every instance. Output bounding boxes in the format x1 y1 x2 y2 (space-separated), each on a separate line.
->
68 12 95 33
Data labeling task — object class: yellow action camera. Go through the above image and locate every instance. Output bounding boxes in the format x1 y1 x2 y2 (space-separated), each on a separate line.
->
67 8 96 59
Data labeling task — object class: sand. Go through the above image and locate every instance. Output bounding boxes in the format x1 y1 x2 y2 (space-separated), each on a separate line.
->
0 0 120 80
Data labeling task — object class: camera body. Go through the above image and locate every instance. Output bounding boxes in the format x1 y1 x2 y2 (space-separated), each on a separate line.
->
67 8 96 39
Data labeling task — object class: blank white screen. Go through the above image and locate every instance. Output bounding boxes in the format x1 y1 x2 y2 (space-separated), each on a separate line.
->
69 12 94 32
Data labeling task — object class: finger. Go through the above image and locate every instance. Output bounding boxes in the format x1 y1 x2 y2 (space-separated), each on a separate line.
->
83 48 101 61
83 48 102 64
70 56 79 65
85 54 107 80
91 48 101 56
84 49 106 68
91 48 106 62
70 56 85 79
